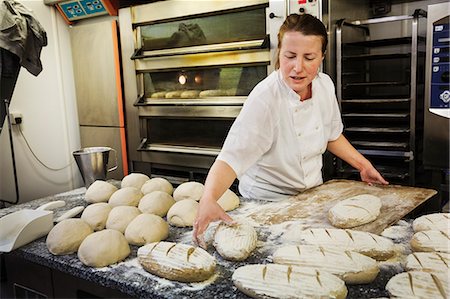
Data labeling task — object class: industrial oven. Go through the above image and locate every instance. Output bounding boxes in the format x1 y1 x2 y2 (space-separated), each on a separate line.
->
118 0 370 183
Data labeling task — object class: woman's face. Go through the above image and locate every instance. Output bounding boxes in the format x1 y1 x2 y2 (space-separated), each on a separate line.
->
279 31 324 99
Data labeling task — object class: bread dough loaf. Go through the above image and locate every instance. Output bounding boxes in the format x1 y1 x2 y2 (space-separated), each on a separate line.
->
85 180 118 203
413 213 450 233
217 189 240 212
151 91 167 98
124 214 169 246
181 90 200 98
232 264 347 299
81 202 112 231
141 177 173 195
173 181 204 202
213 222 257 261
78 229 130 267
108 187 143 207
410 230 450 253
386 271 449 299
272 244 379 284
106 206 141 233
199 89 226 97
138 191 175 217
299 228 395 260
137 241 216 282
328 194 381 228
46 219 93 255
121 173 150 189
405 252 450 274
165 90 183 98
166 199 198 227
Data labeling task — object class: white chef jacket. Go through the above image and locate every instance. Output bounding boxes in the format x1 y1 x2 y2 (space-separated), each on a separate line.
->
217 70 343 201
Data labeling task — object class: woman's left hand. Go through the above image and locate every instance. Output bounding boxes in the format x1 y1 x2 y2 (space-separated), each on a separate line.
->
360 165 389 185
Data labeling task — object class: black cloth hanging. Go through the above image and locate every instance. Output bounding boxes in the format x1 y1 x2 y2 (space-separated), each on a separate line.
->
0 0 47 126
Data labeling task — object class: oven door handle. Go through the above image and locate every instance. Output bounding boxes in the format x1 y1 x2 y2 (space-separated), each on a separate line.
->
131 35 270 60
138 142 220 156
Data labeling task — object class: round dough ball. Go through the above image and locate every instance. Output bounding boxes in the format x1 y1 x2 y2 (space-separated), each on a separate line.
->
141 177 174 195
84 180 118 203
108 187 143 207
81 202 112 231
217 189 240 212
167 199 199 227
46 218 93 255
138 191 176 217
173 181 204 202
106 206 141 233
78 229 130 267
125 214 169 246
121 173 150 189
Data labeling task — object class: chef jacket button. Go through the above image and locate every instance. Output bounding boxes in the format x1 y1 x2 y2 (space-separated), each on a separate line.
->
298 132 301 136
315 126 319 130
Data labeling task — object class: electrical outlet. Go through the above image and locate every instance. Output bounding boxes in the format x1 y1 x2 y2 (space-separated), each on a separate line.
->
9 112 23 125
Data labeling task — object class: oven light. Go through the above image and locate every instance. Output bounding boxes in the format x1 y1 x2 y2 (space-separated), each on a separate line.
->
178 74 187 85
194 74 202 84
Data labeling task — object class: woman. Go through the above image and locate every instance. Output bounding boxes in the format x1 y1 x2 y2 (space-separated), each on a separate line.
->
193 14 388 247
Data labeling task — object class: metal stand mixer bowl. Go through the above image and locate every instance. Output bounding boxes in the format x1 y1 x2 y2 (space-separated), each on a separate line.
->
73 147 118 188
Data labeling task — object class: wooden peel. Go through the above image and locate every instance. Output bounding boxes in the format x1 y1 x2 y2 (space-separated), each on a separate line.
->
247 179 437 235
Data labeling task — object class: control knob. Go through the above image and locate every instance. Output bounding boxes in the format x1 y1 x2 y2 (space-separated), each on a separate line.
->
440 90 450 103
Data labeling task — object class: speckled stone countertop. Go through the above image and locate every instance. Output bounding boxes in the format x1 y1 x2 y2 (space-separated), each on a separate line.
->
0 182 414 298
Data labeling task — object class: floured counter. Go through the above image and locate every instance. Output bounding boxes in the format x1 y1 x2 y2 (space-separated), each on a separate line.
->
0 179 437 298
247 179 437 234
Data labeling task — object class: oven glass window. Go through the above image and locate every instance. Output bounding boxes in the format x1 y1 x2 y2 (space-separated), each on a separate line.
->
146 117 233 149
139 7 266 51
143 65 267 99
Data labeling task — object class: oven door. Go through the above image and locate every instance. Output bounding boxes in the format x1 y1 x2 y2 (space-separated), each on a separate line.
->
129 1 270 179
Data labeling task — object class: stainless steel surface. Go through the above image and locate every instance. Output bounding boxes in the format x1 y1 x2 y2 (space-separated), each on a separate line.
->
335 11 427 184
69 19 119 127
423 2 450 170
79 126 124 181
72 146 117 188
70 17 126 179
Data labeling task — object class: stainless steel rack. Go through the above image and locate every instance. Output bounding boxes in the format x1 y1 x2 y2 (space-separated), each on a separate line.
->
336 10 427 185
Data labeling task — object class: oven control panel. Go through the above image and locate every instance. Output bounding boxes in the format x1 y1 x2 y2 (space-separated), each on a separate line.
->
289 0 321 20
430 17 450 117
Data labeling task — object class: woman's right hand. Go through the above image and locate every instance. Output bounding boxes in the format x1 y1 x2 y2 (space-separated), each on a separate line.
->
193 197 234 249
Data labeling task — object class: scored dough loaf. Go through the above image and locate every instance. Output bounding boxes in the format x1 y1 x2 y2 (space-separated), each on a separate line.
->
46 219 93 255
84 180 118 203
173 181 204 202
405 252 450 274
232 264 347 299
410 230 450 253
199 89 226 97
151 91 167 98
299 228 396 261
328 194 381 228
213 222 257 261
386 271 449 299
272 244 379 284
412 213 450 233
137 241 216 282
